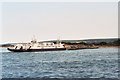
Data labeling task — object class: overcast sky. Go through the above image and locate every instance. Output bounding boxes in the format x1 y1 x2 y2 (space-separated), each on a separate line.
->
1 1 118 43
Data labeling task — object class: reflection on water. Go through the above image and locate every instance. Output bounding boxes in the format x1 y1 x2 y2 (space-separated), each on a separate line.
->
1 48 119 78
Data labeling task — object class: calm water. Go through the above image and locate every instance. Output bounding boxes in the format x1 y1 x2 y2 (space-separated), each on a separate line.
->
1 48 119 78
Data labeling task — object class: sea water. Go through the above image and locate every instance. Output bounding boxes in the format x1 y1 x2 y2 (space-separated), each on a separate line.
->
1 48 119 78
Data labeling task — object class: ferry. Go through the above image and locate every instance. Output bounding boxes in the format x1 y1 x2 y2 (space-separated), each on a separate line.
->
7 39 66 52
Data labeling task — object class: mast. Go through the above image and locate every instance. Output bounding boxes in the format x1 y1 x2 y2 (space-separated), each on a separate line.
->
31 35 37 43
57 37 61 47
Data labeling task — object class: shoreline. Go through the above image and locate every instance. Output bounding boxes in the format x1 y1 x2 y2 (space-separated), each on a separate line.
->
0 45 120 49
98 45 120 48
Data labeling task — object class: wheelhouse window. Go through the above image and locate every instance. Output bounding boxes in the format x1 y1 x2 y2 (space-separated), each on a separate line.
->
46 43 48 46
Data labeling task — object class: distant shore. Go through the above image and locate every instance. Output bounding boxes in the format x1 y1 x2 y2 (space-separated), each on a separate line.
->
64 44 119 50
0 38 119 50
98 45 120 48
0 45 119 50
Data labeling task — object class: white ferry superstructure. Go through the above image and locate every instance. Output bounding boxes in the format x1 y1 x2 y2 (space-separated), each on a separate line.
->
7 39 66 52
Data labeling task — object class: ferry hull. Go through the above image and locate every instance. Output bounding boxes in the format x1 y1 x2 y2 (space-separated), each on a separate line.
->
7 48 66 52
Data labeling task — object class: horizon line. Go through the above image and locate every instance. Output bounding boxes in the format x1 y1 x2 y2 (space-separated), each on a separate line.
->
0 37 119 44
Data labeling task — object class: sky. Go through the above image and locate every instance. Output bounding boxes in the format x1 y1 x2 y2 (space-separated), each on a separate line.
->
0 1 118 43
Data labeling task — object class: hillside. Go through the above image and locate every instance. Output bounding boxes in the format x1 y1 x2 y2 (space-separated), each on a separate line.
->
46 38 119 43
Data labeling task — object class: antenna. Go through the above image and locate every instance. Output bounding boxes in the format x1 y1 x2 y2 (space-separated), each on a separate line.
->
33 35 36 40
57 36 61 44
31 35 37 43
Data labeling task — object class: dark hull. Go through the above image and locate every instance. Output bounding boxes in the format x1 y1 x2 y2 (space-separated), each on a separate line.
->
7 48 66 52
